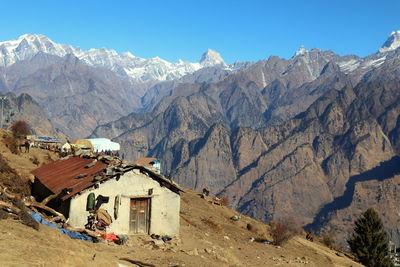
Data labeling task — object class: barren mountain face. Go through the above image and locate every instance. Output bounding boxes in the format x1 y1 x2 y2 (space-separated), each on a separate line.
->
101 46 400 244
0 92 63 138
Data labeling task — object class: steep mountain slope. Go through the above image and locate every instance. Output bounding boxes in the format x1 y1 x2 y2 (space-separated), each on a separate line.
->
0 54 142 138
87 32 400 246
0 92 63 138
223 57 400 243
104 47 355 164
96 47 352 142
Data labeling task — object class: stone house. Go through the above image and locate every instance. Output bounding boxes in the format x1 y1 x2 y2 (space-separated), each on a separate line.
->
31 156 182 236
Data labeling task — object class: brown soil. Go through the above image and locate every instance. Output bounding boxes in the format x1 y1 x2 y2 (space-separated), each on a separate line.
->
0 129 362 267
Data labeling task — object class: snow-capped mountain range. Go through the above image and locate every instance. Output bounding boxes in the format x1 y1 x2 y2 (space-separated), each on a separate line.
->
294 31 400 75
0 34 231 82
0 30 399 84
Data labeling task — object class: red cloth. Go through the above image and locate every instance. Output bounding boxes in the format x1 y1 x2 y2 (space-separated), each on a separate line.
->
102 233 119 242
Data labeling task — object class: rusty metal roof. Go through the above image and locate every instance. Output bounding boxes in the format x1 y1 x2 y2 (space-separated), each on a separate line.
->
31 157 107 200
32 156 183 200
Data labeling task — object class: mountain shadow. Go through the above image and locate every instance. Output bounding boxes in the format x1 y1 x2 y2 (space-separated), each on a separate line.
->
305 156 400 231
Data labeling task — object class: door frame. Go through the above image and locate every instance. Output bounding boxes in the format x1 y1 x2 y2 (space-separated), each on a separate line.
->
129 197 151 234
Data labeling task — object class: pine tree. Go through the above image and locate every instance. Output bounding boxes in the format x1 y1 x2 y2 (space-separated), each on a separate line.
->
347 208 393 267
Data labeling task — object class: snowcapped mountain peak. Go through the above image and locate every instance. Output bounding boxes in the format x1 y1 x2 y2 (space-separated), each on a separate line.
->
379 30 400 53
199 49 226 67
18 33 49 40
294 45 308 57
0 34 245 83
0 34 76 66
122 51 135 58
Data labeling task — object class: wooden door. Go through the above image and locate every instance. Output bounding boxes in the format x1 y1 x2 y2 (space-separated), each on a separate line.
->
130 198 150 234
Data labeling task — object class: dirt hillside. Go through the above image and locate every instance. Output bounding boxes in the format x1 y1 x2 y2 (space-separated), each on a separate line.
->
0 129 361 267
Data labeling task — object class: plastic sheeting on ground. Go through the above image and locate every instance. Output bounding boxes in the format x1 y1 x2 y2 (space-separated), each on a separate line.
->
29 213 93 242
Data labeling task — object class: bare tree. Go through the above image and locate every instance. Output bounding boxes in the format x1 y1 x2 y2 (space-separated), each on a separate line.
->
10 121 30 138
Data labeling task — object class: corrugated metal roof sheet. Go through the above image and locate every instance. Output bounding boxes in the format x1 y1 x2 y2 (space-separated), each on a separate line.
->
32 156 183 200
31 157 107 200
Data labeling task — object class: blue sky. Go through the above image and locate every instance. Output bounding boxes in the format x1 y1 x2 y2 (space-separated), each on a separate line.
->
1 0 399 63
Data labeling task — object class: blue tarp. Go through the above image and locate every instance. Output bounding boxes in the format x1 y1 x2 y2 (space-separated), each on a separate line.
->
29 213 92 242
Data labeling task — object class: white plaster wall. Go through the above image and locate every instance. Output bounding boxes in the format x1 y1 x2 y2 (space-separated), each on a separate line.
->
68 169 180 236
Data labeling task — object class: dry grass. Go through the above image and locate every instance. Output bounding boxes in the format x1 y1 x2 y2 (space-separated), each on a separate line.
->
0 153 13 172
0 154 31 196
181 216 198 228
3 135 20 155
201 217 223 233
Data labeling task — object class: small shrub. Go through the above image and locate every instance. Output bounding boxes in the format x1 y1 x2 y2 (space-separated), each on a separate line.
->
202 217 223 233
305 230 316 242
269 218 300 246
322 233 335 248
30 156 40 166
220 196 229 206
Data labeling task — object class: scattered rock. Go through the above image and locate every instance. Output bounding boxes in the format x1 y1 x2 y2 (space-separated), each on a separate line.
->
216 254 228 263
204 248 213 254
152 239 164 246
223 235 230 240
184 249 199 256
230 214 241 221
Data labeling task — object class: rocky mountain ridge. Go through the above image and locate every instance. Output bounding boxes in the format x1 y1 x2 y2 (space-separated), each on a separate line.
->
0 92 63 138
0 34 243 83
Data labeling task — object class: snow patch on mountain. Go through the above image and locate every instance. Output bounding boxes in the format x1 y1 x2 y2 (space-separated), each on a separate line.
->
338 59 361 73
294 45 308 57
379 31 400 53
199 49 226 67
0 34 235 82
